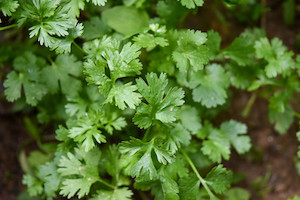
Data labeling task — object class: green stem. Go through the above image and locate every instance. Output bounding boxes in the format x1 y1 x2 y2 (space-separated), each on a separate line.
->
143 127 151 142
180 149 217 199
242 93 257 117
72 41 85 54
294 111 300 119
98 178 115 189
0 24 18 31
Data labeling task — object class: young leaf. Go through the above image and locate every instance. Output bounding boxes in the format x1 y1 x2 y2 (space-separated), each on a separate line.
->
172 30 209 72
205 165 233 194
179 0 204 9
220 120 251 154
4 52 47 106
42 54 82 98
105 82 142 110
92 187 133 200
133 73 185 128
192 64 230 108
120 137 173 181
58 148 101 198
0 0 19 17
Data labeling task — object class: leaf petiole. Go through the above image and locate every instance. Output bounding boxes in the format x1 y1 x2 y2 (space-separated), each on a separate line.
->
180 148 219 199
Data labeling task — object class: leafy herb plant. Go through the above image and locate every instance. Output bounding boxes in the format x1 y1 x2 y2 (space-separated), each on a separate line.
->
1 0 300 199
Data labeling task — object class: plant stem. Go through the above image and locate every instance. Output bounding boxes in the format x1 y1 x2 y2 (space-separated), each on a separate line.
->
242 93 257 117
143 127 151 142
180 149 217 199
72 41 86 54
98 178 115 189
293 111 300 119
0 24 18 31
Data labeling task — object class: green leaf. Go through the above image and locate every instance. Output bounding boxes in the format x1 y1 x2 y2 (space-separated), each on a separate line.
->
0 0 19 16
68 110 126 152
104 42 143 81
58 148 101 198
133 24 169 51
105 82 142 110
179 175 200 200
102 6 149 36
179 106 202 134
255 37 295 78
157 0 189 27
22 174 43 196
133 73 185 128
206 30 222 59
4 52 47 106
192 64 230 108
225 188 250 200
51 23 84 54
172 30 209 72
120 137 173 181
86 0 107 6
201 126 231 163
92 187 133 200
64 0 85 18
42 54 82 98
269 103 294 135
165 124 192 154
220 120 251 154
18 0 77 48
178 0 204 9
205 165 233 194
82 17 111 40
39 160 61 199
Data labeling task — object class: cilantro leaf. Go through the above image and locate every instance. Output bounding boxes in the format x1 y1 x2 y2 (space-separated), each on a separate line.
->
200 123 231 163
220 120 251 154
51 23 84 54
165 124 191 154
58 148 101 198
22 174 43 197
172 30 209 72
133 73 185 128
179 175 200 200
18 0 77 48
64 0 85 18
105 82 142 110
179 0 204 9
192 64 230 108
255 37 295 78
39 160 61 199
42 54 82 98
179 106 202 134
68 110 126 152
82 17 111 40
133 24 169 51
86 0 107 6
92 188 133 200
4 52 47 106
205 165 233 194
0 0 19 17
120 137 173 181
102 6 149 36
268 91 294 134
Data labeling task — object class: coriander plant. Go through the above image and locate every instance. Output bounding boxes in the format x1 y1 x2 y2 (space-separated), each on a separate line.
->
1 0 300 199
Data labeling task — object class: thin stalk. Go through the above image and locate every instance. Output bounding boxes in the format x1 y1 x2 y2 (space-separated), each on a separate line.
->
180 149 217 199
293 111 300 119
242 93 257 117
0 24 18 31
98 178 115 189
72 41 85 54
143 127 151 142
